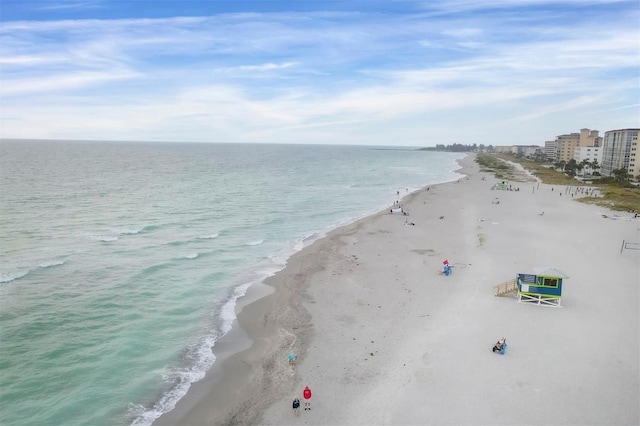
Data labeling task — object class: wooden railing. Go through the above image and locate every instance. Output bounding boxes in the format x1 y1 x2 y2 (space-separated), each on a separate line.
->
494 279 517 296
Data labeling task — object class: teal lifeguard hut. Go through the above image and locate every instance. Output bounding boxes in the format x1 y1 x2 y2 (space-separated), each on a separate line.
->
516 267 569 307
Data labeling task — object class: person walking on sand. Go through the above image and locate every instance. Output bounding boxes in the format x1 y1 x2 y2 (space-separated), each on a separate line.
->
292 396 300 416
303 386 312 410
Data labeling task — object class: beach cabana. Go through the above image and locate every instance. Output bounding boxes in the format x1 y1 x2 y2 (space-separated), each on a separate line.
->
491 182 509 190
516 267 569 307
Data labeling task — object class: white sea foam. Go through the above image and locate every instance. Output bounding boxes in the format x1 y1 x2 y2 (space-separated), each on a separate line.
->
129 335 217 426
119 228 144 235
2 259 66 284
0 269 30 283
128 259 291 426
129 281 254 426
183 253 199 259
293 238 305 252
300 230 326 250
39 259 66 268
245 239 264 246
197 233 219 239
89 234 119 242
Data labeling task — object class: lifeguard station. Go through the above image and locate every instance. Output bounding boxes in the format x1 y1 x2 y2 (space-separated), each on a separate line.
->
494 267 569 307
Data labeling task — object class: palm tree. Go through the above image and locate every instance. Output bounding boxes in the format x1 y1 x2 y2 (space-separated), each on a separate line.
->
565 159 578 176
579 159 591 176
612 168 631 183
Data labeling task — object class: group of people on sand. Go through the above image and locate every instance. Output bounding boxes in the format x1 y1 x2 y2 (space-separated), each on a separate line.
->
288 353 312 416
390 189 419 226
292 386 312 416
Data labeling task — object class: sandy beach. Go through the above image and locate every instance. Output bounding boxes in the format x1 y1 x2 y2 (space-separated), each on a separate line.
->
156 154 639 426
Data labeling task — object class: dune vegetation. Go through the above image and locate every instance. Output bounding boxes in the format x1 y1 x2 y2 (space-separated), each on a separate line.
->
476 153 640 212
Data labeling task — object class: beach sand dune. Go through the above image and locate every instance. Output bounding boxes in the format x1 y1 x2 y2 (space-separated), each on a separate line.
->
157 154 639 426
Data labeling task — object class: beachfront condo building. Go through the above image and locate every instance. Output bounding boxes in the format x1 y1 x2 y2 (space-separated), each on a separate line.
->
574 146 602 174
495 145 542 158
600 128 640 178
544 140 557 161
579 128 602 148
554 128 602 163
555 133 580 162
494 146 512 153
513 145 542 158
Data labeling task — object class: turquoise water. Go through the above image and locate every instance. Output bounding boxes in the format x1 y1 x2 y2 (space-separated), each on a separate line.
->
0 140 464 425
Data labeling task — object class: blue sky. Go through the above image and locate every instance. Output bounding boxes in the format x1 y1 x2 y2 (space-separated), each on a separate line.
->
0 0 638 146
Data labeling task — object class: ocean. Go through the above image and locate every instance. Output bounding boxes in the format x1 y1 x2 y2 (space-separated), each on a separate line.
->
0 140 464 426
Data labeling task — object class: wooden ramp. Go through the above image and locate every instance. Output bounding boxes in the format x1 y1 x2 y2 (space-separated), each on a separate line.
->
494 279 517 297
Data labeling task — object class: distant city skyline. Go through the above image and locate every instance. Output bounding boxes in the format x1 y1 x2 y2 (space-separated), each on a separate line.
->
1 0 638 146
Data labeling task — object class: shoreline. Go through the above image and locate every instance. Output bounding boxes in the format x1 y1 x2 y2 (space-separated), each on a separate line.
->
153 158 469 426
155 153 639 425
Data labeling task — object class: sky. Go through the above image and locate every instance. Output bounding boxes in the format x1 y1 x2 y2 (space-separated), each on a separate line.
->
0 0 638 146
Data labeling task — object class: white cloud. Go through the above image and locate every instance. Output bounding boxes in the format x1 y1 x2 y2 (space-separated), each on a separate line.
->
441 28 483 38
215 62 299 73
0 3 638 145
0 70 141 96
513 96 602 121
0 55 58 65
34 1 104 11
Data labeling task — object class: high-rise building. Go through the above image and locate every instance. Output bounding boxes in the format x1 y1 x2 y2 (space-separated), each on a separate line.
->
554 129 601 163
555 133 580 163
544 140 557 161
579 128 602 148
601 129 640 178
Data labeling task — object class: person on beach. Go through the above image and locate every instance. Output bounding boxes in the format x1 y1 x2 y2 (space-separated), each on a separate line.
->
288 352 296 365
303 386 312 410
292 397 300 416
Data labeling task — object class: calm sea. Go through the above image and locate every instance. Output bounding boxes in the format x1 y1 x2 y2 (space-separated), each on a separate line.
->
0 140 464 425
